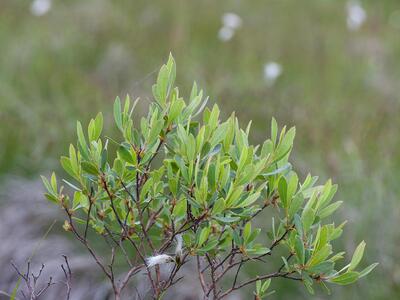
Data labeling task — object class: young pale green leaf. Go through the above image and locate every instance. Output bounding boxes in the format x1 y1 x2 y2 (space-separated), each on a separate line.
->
261 279 271 293
41 175 53 194
359 263 378 278
307 244 332 267
76 121 88 155
243 222 252 243
94 112 103 140
169 98 185 121
60 157 76 178
88 119 96 142
348 240 366 271
41 176 59 203
271 117 278 146
69 144 79 173
50 172 57 192
114 97 123 131
275 127 295 160
256 280 261 294
318 201 343 219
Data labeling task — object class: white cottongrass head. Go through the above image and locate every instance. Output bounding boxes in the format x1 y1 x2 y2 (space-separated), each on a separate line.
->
222 13 242 30
263 62 282 85
346 0 367 31
145 254 174 268
218 27 235 42
30 0 52 17
218 12 242 42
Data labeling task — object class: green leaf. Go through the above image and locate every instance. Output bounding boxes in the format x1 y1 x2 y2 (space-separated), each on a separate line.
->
293 214 303 237
10 278 21 300
118 145 137 165
262 163 291 177
152 54 176 107
308 261 334 275
301 207 315 234
60 156 76 178
81 161 99 175
247 247 270 256
200 239 219 252
44 193 58 203
213 216 241 224
329 271 359 285
41 175 53 194
359 263 378 278
243 222 252 243
114 96 123 130
256 280 261 293
69 144 79 174
236 192 260 208
76 121 88 157
88 119 96 142
294 235 305 264
50 172 57 191
169 98 185 121
278 177 288 208
212 198 225 215
318 201 343 219
173 198 187 219
287 172 298 201
276 127 295 160
271 117 278 145
348 240 366 271
261 279 271 293
289 194 304 219
94 112 103 140
308 244 332 267
197 227 210 247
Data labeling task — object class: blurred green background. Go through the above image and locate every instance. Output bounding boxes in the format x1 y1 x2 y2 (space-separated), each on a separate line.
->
1 0 399 299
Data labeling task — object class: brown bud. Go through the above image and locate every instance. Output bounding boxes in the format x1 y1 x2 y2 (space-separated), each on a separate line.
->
63 220 72 232
97 210 105 220
245 184 253 191
171 198 177 207
166 124 173 133
127 226 135 237
211 224 218 234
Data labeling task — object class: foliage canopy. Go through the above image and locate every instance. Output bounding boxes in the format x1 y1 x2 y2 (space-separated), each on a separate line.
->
42 54 377 299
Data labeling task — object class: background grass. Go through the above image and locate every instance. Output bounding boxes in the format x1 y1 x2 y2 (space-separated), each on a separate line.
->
1 0 400 299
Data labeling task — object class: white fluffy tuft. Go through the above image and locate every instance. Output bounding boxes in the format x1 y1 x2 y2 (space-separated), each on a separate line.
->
145 254 174 268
